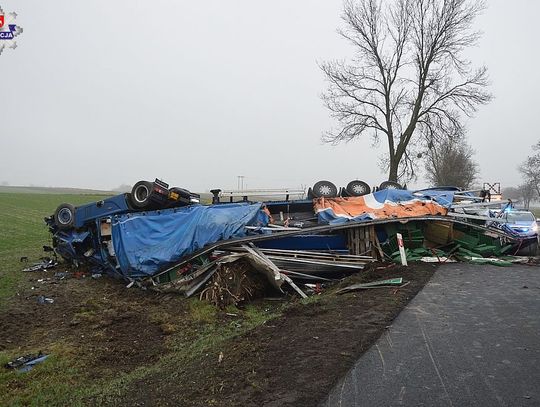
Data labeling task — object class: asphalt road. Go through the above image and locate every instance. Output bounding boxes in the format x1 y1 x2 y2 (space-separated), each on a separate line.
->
323 263 540 407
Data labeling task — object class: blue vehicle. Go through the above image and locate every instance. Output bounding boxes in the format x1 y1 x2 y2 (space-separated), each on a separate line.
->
497 210 538 238
45 179 200 269
48 179 200 231
486 209 539 256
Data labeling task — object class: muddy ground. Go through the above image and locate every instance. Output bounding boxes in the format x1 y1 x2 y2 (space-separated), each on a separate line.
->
0 262 436 406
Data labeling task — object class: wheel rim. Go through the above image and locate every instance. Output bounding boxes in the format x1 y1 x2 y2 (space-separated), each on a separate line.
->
352 184 366 194
381 182 400 190
319 185 332 196
134 185 149 203
57 208 73 225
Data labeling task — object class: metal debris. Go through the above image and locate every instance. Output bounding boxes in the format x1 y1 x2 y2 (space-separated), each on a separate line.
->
37 295 54 304
22 258 57 272
337 278 405 294
5 352 49 373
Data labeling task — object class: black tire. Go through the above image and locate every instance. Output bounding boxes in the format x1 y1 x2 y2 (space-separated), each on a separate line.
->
379 181 403 190
130 181 154 209
517 241 539 256
54 203 75 230
125 193 138 210
312 180 338 198
346 180 371 196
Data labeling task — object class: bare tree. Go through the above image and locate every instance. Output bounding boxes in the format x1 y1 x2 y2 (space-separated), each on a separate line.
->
517 183 536 210
424 137 477 189
503 184 536 209
321 0 492 182
502 186 520 200
519 141 540 198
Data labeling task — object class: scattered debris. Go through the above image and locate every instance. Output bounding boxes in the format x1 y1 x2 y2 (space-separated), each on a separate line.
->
37 295 54 304
199 259 269 308
337 278 405 294
34 181 538 305
242 244 307 299
5 352 49 373
22 258 57 272
420 257 456 263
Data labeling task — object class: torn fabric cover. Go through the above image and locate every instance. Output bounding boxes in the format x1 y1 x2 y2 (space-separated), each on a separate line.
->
53 230 90 259
111 203 269 278
314 189 453 225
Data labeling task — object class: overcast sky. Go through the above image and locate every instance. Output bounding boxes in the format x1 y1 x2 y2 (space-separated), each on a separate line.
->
1 0 538 192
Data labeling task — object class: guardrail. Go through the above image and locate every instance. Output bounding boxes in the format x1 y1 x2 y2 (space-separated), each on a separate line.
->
210 188 306 203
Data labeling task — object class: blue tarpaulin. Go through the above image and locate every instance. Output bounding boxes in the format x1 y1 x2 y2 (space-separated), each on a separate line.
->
111 203 269 278
54 230 90 259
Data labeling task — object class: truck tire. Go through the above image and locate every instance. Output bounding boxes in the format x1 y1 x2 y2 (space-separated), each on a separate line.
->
379 181 403 190
125 193 138 210
54 203 75 230
130 181 154 209
346 180 371 196
517 241 539 256
312 181 338 198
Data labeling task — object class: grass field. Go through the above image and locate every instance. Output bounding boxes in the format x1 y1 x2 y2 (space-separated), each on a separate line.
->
0 191 284 405
0 192 112 307
0 190 435 406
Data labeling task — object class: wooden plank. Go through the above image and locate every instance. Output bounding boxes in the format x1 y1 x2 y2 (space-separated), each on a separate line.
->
370 225 385 260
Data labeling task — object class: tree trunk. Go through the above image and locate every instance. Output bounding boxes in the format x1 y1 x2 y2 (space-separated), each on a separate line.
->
388 157 399 182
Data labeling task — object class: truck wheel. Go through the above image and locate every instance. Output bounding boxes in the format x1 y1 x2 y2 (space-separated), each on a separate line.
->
125 193 137 210
517 242 538 256
346 180 371 196
130 181 154 209
54 203 75 230
312 181 338 198
379 181 403 190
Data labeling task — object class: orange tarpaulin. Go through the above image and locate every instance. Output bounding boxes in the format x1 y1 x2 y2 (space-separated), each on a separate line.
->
313 195 448 221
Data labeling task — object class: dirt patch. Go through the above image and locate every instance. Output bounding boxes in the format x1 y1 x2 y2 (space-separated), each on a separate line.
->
120 262 436 407
1 262 435 405
0 270 188 374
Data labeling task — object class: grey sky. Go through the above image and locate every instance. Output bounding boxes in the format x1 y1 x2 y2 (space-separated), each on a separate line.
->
1 0 538 192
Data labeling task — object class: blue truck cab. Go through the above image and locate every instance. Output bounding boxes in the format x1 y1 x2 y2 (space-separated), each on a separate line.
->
45 180 200 270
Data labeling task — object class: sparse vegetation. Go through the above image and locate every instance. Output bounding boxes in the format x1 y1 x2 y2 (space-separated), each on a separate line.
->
0 192 110 307
0 191 433 406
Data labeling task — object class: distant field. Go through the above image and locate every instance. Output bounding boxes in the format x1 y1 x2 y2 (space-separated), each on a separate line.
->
0 192 111 306
0 185 114 195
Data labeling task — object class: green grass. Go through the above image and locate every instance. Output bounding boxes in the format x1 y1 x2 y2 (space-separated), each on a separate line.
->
0 343 87 407
0 192 111 307
80 303 284 405
0 302 285 406
0 191 286 405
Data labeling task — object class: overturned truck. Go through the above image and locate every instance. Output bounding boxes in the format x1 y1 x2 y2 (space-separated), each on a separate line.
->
44 179 538 295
